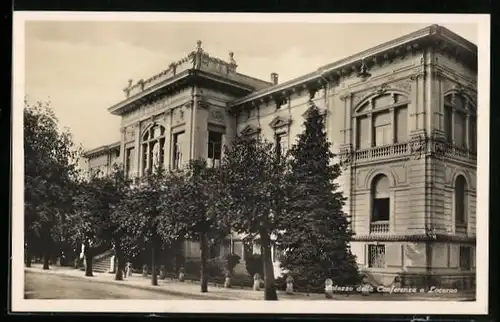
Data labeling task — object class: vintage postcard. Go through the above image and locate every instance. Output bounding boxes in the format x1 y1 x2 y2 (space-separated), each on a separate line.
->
11 12 490 315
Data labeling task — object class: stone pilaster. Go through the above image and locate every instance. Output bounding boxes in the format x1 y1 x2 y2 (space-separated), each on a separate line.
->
185 94 196 166
119 127 126 166
163 110 172 169
134 123 141 177
196 101 210 161
407 128 427 235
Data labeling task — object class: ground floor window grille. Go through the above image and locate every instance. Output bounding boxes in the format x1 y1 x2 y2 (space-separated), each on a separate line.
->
368 244 386 268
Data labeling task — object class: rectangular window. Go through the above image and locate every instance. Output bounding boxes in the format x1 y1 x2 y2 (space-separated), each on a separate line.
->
172 131 185 170
459 246 472 271
356 116 370 150
207 131 223 168
373 111 392 147
372 198 390 222
395 106 408 143
469 117 476 152
275 132 288 159
125 147 135 178
142 143 148 173
368 245 386 268
454 111 467 148
444 105 453 142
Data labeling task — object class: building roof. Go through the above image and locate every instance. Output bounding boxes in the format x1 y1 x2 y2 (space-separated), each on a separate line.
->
84 141 120 159
228 24 477 108
107 41 273 116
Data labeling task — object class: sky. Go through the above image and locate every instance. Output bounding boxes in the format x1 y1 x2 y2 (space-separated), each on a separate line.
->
24 21 478 151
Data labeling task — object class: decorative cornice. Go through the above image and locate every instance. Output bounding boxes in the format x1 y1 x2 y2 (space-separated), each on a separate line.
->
240 124 261 137
269 115 292 130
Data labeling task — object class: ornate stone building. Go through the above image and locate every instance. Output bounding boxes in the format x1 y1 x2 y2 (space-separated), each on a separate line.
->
85 24 477 287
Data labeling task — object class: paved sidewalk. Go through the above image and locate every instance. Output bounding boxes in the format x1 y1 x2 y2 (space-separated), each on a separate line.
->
24 265 476 301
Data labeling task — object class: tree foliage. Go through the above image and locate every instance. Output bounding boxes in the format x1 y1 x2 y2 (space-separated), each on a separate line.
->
70 165 130 277
160 159 230 292
217 136 286 300
278 103 360 287
24 99 82 269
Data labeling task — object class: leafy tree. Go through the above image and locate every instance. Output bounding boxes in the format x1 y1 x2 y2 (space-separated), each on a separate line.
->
118 165 174 286
218 136 286 300
71 170 111 276
278 103 360 288
24 99 82 269
97 165 131 280
163 159 230 293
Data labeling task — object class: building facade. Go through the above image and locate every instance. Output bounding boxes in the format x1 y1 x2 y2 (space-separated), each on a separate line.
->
85 25 477 287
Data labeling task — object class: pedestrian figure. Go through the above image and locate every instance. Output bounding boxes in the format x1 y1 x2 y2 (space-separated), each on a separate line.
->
178 266 185 282
159 265 166 280
142 264 148 277
285 275 294 294
253 273 261 291
124 262 131 278
325 278 334 299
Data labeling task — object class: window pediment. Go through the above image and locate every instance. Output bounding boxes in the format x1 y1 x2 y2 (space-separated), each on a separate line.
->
269 115 292 130
240 124 261 137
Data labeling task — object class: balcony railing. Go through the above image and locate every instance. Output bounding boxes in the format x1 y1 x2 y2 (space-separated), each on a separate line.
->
370 221 390 234
455 223 468 235
354 143 409 162
343 139 476 165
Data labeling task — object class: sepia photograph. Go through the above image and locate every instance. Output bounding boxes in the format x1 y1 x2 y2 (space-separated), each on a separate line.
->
11 12 490 314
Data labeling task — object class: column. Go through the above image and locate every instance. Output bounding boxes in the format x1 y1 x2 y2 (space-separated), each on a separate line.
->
465 112 470 150
390 107 396 144
120 127 126 165
368 112 373 147
134 123 141 178
450 110 456 145
163 111 172 169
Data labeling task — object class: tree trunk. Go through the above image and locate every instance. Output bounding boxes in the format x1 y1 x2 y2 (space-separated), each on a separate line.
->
260 230 278 300
25 244 32 268
84 241 93 277
42 254 50 270
114 242 124 281
151 245 158 286
200 232 209 293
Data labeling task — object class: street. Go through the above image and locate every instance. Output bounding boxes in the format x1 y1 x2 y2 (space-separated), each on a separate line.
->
24 270 203 300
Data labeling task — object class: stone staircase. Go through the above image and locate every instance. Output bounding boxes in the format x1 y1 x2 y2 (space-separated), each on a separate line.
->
92 249 115 273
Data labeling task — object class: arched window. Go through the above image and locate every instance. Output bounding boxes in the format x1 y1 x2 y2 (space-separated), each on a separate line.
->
141 124 166 174
354 92 409 150
370 174 390 234
443 92 476 152
454 175 467 226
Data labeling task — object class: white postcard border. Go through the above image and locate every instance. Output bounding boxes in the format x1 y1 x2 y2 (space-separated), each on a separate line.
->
11 12 491 315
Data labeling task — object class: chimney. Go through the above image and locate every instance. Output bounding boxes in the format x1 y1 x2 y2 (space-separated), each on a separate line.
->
271 73 279 85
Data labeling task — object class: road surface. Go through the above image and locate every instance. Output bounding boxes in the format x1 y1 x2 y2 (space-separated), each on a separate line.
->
25 270 200 300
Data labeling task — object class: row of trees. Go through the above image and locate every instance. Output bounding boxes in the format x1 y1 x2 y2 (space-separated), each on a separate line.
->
24 99 360 301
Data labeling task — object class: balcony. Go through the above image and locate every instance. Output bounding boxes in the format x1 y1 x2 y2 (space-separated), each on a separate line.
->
455 223 468 235
354 143 409 162
342 139 476 166
370 221 390 234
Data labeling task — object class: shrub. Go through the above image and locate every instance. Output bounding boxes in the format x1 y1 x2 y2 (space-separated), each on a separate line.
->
184 259 225 279
224 253 241 276
244 254 263 278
